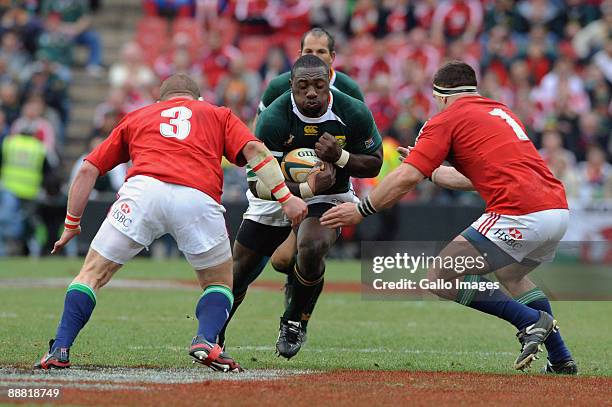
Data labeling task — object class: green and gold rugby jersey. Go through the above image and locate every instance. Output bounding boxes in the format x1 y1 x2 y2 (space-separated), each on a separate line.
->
258 69 365 114
249 88 382 195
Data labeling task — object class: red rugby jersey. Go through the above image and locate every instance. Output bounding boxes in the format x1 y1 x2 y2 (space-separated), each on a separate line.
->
404 95 568 215
85 97 257 203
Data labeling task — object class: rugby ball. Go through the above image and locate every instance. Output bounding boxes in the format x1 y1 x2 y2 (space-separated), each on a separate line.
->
281 148 320 183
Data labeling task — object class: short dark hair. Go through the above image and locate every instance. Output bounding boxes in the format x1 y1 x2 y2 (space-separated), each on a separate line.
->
433 61 477 88
159 73 200 100
291 54 330 79
300 27 335 54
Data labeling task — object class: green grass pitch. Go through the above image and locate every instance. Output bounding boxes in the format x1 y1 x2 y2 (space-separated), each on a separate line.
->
0 258 610 376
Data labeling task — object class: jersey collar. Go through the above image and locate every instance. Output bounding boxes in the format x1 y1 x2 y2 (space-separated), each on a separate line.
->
330 68 336 86
290 91 346 125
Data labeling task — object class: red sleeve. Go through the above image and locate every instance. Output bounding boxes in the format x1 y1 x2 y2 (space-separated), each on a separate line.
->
223 109 259 167
403 117 451 177
84 117 130 175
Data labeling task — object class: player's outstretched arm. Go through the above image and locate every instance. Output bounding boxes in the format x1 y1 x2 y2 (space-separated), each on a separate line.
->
242 141 308 226
397 146 474 191
52 160 100 254
320 163 424 228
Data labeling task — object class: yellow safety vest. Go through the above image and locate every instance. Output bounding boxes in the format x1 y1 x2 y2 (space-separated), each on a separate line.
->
1 134 46 200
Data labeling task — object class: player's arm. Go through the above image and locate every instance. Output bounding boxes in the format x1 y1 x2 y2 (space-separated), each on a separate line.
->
321 118 450 228
241 141 308 225
398 146 474 191
315 132 382 178
431 166 474 191
249 161 336 199
52 118 131 253
51 161 99 254
316 104 383 178
320 163 424 228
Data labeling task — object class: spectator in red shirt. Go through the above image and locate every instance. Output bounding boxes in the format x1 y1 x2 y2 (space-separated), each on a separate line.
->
350 0 379 36
367 73 399 135
230 0 272 36
199 30 241 89
266 0 310 39
432 0 483 44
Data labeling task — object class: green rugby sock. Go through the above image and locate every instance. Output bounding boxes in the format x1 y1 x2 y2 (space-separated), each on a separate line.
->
283 265 323 322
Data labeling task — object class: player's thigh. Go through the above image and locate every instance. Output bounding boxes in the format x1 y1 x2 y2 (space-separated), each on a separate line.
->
82 220 146 289
90 219 146 264
166 186 230 257
427 234 491 282
270 231 297 270
235 219 292 258
185 237 233 287
233 219 291 284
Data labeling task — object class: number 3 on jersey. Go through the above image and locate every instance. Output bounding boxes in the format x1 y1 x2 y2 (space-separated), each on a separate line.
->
160 106 192 140
489 108 529 141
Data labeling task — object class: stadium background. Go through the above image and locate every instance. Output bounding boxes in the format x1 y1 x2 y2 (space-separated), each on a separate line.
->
0 0 610 258
0 1 611 404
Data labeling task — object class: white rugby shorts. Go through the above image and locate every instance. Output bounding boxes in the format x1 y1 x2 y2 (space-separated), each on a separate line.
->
90 175 231 268
470 208 569 263
242 187 359 227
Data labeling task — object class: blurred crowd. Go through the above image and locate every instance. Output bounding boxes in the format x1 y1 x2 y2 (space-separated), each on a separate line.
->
0 0 103 255
107 0 611 206
1 0 612 256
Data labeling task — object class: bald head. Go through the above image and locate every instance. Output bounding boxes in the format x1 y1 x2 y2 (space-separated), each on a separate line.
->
159 73 200 101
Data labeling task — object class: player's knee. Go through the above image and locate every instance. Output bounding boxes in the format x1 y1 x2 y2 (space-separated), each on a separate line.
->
75 263 113 291
74 249 123 290
296 240 329 279
297 239 329 263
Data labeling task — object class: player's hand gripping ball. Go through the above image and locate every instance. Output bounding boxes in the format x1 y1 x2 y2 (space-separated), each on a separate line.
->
307 161 336 194
315 132 342 162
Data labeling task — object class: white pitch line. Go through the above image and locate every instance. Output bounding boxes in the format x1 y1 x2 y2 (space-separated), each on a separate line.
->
0 367 310 385
127 344 513 357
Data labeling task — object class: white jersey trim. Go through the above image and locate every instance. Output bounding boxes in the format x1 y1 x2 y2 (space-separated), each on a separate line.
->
290 92 346 125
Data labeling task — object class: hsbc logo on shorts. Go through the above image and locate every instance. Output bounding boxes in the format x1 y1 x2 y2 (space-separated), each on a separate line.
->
508 228 522 240
493 228 523 249
111 206 133 228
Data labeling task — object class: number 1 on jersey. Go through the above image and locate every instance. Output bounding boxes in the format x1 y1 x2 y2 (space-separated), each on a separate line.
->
160 106 192 140
489 108 529 141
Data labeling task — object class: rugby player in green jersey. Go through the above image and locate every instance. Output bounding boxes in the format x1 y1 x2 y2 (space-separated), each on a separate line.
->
222 55 382 359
